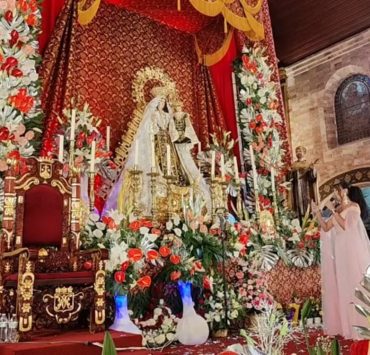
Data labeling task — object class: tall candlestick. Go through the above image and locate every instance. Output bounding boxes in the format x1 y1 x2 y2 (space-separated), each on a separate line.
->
220 154 225 181
211 150 215 180
90 140 96 172
151 135 156 170
166 144 171 176
233 156 239 180
70 109 76 141
271 167 276 194
58 135 64 163
134 141 138 167
106 126 111 151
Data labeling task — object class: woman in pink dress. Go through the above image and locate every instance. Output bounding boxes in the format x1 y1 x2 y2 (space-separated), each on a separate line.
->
312 182 370 339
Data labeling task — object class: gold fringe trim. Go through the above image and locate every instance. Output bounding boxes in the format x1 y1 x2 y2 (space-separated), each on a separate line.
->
189 0 264 41
195 29 234 66
78 0 101 25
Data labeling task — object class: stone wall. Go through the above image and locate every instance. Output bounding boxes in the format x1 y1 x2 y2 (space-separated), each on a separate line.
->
284 28 370 189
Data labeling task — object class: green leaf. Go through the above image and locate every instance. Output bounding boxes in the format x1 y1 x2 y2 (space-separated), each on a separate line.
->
330 337 340 355
301 299 313 322
102 331 117 355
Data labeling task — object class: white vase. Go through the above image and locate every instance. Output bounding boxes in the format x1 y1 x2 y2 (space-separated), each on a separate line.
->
176 281 209 345
109 295 142 334
314 317 322 325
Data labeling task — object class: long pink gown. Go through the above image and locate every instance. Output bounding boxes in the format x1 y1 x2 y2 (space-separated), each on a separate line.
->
321 205 370 339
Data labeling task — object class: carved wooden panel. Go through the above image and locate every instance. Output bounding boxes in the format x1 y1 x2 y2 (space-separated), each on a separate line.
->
319 167 370 200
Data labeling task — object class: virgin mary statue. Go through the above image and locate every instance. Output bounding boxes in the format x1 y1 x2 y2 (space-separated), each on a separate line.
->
103 87 211 216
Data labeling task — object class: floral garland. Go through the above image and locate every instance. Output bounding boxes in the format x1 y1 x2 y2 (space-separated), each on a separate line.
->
234 44 285 212
234 45 320 268
0 0 43 171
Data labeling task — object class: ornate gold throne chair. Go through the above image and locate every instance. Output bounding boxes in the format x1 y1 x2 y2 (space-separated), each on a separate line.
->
0 157 106 338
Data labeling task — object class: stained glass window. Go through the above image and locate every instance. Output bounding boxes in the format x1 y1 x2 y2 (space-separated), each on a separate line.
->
335 75 370 145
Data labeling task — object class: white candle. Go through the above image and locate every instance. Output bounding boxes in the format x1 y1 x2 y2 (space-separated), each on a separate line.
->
90 140 96 172
233 156 239 180
271 167 276 194
220 154 225 181
166 144 171 176
190 187 194 203
58 135 64 163
211 150 215 180
134 141 138 167
106 126 111 151
250 145 258 187
197 142 201 152
70 109 76 140
151 135 156 169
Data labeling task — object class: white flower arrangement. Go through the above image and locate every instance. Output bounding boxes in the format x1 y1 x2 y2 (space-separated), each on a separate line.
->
134 300 178 349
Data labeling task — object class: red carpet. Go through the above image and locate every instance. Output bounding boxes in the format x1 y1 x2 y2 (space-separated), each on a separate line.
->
0 329 356 355
0 330 142 355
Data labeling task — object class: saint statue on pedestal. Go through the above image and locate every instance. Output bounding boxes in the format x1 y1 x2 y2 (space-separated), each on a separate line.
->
288 146 318 221
104 86 211 217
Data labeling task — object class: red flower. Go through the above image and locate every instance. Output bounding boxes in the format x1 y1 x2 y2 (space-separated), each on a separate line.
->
128 248 143 262
8 88 34 113
151 228 161 236
0 127 10 141
203 276 212 291
242 55 250 69
120 261 130 271
141 219 153 228
194 261 203 271
7 150 20 160
210 228 221 236
249 121 256 130
170 255 181 265
312 232 320 240
128 220 141 232
146 250 159 261
137 275 151 289
159 246 171 258
239 233 249 245
170 270 181 281
11 68 23 77
114 271 126 283
256 114 263 122
26 14 38 26
245 97 252 105
297 241 305 249
4 11 13 23
102 216 117 230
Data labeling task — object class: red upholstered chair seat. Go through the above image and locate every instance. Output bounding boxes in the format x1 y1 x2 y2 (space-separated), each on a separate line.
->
4 271 94 286
22 184 64 247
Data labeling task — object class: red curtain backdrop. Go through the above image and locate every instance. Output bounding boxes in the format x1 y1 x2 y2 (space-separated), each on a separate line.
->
209 34 239 146
39 0 227 153
39 0 66 54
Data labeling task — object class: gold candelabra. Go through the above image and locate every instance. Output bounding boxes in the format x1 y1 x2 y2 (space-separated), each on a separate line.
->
164 175 176 219
147 169 159 219
210 178 229 221
128 166 143 217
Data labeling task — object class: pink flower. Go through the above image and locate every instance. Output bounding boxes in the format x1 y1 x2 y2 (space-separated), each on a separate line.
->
22 45 35 56
25 130 34 140
0 160 7 171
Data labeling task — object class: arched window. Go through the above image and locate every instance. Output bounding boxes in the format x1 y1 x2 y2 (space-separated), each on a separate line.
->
335 74 370 145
